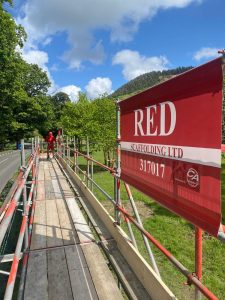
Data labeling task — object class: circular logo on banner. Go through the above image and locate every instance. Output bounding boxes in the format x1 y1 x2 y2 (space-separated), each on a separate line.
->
187 168 199 188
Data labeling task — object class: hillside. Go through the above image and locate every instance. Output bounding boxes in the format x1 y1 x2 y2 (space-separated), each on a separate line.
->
112 67 193 99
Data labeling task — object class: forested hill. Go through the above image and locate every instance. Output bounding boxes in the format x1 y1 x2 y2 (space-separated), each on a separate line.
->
112 67 193 99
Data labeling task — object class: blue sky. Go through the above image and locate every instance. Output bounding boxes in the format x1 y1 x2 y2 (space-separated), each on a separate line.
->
6 0 225 100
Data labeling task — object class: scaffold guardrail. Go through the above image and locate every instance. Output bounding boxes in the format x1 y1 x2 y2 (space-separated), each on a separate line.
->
56 134 223 300
0 138 39 300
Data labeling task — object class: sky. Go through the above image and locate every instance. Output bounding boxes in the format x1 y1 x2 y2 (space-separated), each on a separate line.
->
5 0 225 101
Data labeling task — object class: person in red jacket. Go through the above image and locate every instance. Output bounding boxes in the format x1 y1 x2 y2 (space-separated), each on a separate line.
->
45 131 56 159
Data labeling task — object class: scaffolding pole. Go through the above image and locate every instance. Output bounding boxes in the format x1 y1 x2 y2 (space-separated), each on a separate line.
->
21 139 28 250
195 227 203 300
87 137 90 188
124 183 161 278
115 100 121 224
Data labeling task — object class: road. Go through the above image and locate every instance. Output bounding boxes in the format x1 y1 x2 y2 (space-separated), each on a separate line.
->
0 150 30 194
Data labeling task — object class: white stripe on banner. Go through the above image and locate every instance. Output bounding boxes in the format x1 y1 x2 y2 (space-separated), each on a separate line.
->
121 141 221 168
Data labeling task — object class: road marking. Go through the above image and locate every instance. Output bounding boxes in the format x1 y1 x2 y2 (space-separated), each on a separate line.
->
0 158 9 165
0 151 20 157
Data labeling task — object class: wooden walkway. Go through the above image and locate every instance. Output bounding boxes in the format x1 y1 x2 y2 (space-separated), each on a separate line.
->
24 156 123 300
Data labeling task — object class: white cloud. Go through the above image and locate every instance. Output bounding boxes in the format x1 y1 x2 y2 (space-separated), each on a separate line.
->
50 64 59 72
85 77 113 99
193 47 219 61
113 49 169 81
21 49 49 70
17 0 201 69
20 47 57 93
42 37 52 46
59 85 81 102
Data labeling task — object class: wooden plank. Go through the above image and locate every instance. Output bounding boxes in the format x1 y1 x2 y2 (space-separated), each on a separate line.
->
65 244 87 269
102 240 151 300
49 164 56 179
68 269 98 300
66 198 95 244
59 178 74 198
56 198 79 245
45 180 55 200
81 243 123 300
30 201 47 250
47 248 73 300
43 161 49 170
75 188 112 241
44 167 51 180
62 183 74 198
38 170 45 181
65 245 98 300
36 181 45 201
37 161 44 180
46 200 63 247
52 162 68 185
52 161 63 177
24 251 48 300
52 179 62 199
52 160 62 175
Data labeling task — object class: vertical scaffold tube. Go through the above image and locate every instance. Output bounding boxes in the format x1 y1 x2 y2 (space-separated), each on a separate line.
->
124 183 161 278
115 100 121 224
195 227 203 300
87 137 90 188
124 214 138 249
66 136 69 166
18 148 39 300
73 136 77 173
91 159 94 192
63 135 65 158
31 138 34 154
21 139 28 250
17 155 37 300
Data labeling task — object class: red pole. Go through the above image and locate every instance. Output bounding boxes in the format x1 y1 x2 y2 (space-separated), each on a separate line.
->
195 227 203 300
73 148 115 173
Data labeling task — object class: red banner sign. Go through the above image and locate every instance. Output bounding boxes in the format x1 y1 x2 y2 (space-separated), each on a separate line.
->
119 58 223 236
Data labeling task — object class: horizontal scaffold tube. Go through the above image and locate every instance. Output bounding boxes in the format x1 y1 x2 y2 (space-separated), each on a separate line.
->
72 148 115 173
0 154 34 220
0 171 23 219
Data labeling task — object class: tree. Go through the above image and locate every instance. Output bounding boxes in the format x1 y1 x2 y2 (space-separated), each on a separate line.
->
0 1 57 147
60 94 116 163
0 1 26 147
52 92 71 107
4 57 53 142
20 62 51 97
112 66 192 99
1 1 12 4
90 97 116 164
51 92 71 123
60 93 92 142
35 95 56 137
